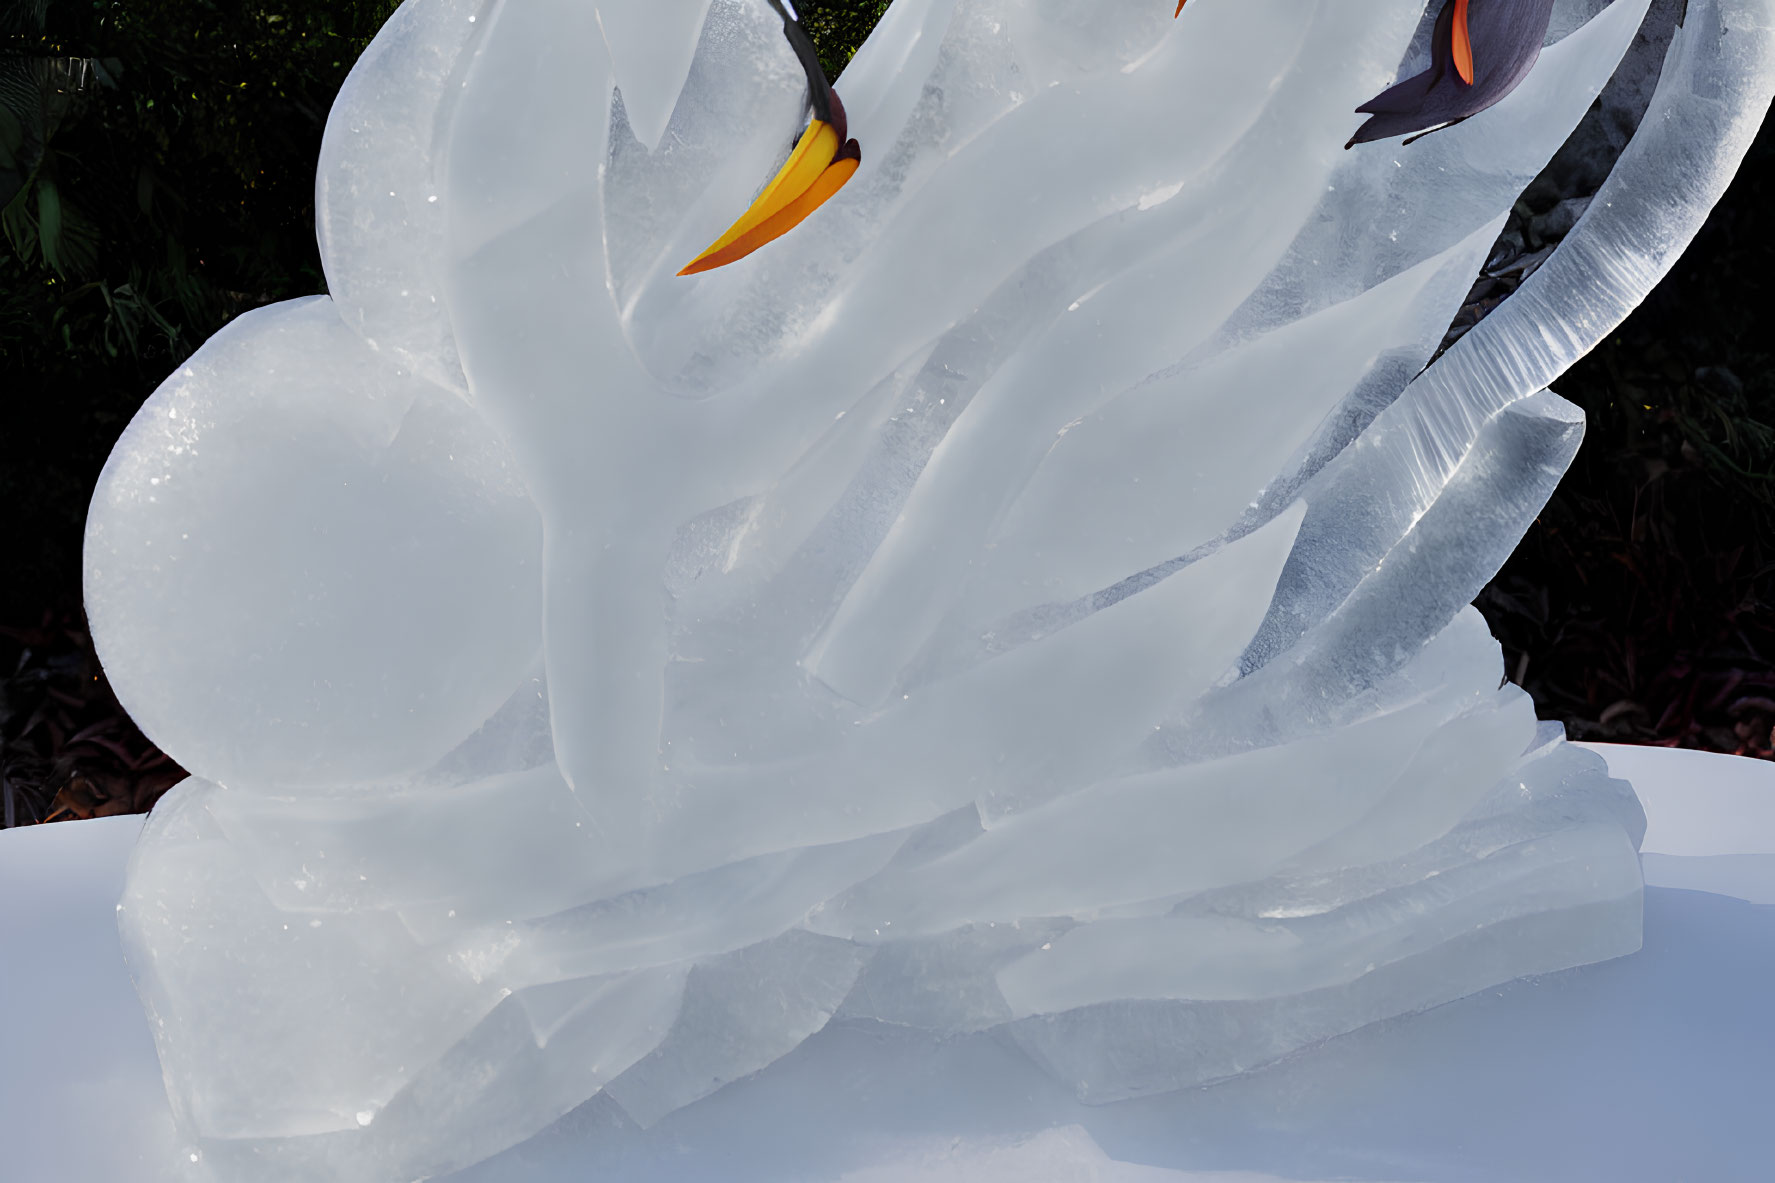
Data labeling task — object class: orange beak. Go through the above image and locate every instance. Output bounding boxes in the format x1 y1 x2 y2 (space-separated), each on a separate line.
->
678 119 860 276
1452 0 1475 85
678 0 863 276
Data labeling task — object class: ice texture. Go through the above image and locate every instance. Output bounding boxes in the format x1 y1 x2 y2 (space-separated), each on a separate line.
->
81 0 1775 1179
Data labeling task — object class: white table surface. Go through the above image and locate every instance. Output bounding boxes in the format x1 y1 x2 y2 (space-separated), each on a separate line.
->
2 743 1771 1182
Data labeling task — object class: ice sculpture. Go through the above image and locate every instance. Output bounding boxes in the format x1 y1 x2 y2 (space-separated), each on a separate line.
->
82 0 1774 1179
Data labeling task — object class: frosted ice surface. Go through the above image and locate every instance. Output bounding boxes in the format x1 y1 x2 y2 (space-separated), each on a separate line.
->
597 1 719 153
316 0 492 394
84 297 542 788
82 0 1775 1179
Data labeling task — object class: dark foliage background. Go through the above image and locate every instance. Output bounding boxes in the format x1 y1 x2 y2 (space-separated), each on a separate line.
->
2 0 403 623
1479 112 1775 757
0 0 1767 825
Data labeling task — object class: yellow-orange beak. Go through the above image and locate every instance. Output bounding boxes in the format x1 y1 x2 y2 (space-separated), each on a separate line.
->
678 119 861 276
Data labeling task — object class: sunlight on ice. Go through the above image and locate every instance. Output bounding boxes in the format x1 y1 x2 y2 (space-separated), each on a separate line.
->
77 0 1775 1180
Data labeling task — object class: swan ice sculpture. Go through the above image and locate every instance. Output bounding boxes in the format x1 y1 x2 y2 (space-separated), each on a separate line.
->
83 0 1775 1179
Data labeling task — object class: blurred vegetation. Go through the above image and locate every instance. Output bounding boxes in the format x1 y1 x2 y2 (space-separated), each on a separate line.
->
803 0 892 77
0 1 1769 824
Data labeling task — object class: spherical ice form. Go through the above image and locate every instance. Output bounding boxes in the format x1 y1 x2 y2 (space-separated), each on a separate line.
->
90 1 1775 1181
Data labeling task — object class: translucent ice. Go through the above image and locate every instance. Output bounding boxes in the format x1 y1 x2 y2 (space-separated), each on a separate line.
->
83 0 1775 1179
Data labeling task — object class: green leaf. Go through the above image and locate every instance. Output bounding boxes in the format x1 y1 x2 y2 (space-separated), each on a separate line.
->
36 175 62 272
0 103 22 167
1 166 37 262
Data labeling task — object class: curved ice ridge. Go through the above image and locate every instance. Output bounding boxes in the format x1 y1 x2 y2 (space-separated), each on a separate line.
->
83 1 1774 1180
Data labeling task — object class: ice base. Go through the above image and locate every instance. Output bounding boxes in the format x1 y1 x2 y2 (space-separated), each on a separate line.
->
3 745 1771 1183
104 609 1650 1183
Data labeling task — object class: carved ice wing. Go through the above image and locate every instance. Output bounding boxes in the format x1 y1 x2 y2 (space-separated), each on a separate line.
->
652 504 1307 881
743 0 1418 706
950 226 1500 633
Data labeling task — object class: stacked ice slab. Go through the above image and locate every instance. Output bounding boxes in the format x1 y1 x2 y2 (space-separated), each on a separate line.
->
83 0 1774 1180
